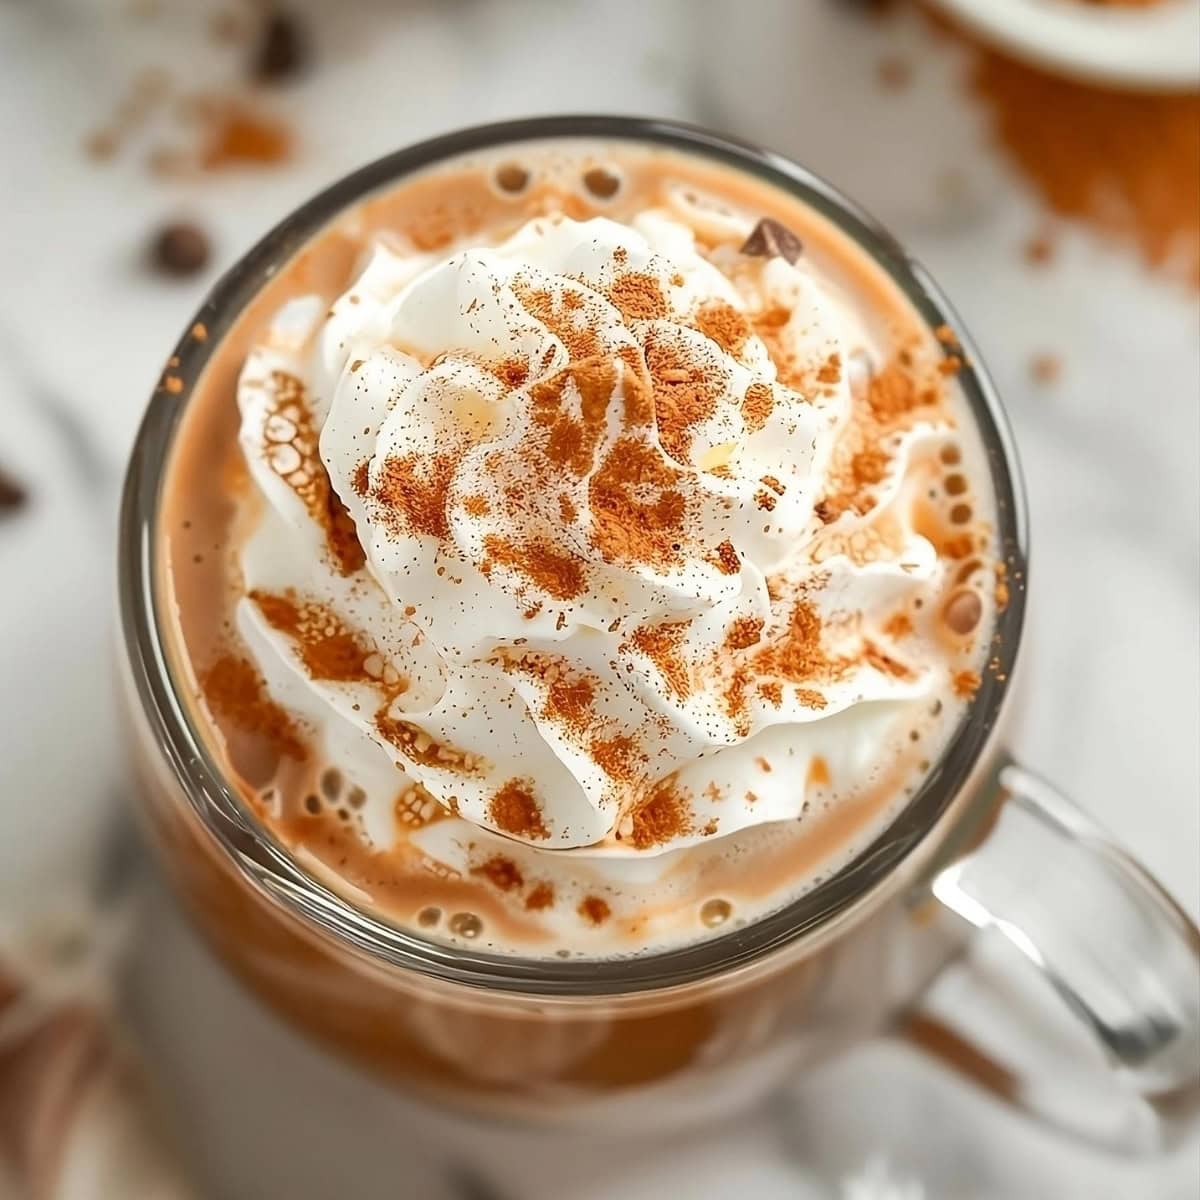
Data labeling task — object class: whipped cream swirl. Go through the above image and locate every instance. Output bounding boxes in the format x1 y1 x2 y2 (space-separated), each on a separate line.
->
235 205 947 858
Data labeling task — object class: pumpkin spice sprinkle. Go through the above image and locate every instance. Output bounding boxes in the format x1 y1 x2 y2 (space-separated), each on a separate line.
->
180 142 1001 960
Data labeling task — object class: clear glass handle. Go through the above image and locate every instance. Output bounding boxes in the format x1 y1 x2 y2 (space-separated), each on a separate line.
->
904 758 1200 1154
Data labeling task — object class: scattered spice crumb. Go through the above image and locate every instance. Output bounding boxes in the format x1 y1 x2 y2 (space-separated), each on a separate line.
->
952 669 981 699
1029 353 1062 385
876 55 912 91
1023 232 1056 266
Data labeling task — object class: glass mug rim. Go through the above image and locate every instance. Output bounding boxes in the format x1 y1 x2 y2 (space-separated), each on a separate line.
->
118 114 1029 999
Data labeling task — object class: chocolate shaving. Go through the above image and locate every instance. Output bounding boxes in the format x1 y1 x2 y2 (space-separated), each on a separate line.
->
150 222 210 277
740 218 803 265
0 466 27 514
252 9 310 83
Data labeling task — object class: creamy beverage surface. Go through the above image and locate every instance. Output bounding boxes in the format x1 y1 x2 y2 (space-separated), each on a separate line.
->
160 140 1003 957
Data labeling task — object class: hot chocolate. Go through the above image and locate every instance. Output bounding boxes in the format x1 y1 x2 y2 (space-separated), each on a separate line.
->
158 138 1001 961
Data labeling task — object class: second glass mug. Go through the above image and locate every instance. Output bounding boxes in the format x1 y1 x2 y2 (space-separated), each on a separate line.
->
117 116 1200 1151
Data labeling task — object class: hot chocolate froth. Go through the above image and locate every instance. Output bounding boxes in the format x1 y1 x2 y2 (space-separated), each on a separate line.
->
161 141 1000 956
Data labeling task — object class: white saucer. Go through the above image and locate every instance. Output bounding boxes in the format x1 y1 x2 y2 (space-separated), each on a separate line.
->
927 0 1200 90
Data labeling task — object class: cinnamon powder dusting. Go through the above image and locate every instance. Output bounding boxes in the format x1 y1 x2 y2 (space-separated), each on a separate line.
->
375 452 455 540
608 272 668 322
250 590 382 684
629 621 692 700
758 600 841 684
488 778 550 840
200 655 306 760
529 355 617 475
589 437 687 569
725 616 764 651
482 535 586 601
627 776 694 849
513 280 600 359
969 45 1200 288
260 371 364 574
645 333 721 462
741 382 774 432
374 708 483 773
693 301 751 357
590 733 641 783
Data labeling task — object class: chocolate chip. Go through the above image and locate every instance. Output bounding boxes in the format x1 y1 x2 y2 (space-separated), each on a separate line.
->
252 10 309 83
150 222 210 277
0 466 27 515
740 218 803 265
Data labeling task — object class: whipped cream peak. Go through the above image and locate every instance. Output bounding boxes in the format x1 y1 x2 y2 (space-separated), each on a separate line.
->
235 209 953 856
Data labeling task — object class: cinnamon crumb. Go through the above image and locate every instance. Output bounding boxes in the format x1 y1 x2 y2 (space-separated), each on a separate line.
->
525 882 555 910
471 855 524 892
711 540 740 575
876 55 912 92
201 102 292 168
578 896 611 925
816 353 842 385
953 669 981 699
1030 352 1062 385
755 756 773 774
1024 232 1056 266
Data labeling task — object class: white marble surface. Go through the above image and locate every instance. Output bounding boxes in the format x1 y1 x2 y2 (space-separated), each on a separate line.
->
0 1 1196 1197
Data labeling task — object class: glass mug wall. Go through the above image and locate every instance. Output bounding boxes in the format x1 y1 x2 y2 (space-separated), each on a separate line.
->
118 117 1200 1148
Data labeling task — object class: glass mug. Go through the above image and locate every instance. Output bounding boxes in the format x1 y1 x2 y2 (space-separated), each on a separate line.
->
117 116 1200 1151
